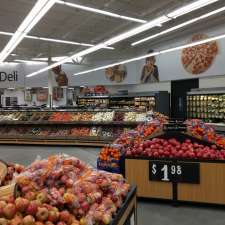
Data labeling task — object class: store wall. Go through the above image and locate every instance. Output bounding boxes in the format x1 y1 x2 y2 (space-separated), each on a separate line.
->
199 75 225 89
1 88 68 107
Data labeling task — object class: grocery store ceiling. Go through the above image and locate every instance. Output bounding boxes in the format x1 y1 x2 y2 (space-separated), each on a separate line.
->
1 0 225 65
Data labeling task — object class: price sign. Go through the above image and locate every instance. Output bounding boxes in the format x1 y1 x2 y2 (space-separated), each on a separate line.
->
163 123 187 132
149 161 200 184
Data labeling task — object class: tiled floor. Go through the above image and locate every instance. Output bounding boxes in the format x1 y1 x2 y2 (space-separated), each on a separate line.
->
0 145 225 225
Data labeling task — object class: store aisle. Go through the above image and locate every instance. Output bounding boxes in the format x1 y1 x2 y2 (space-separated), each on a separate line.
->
0 145 225 225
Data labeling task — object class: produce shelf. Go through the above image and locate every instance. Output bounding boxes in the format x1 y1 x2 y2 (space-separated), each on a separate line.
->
0 120 140 126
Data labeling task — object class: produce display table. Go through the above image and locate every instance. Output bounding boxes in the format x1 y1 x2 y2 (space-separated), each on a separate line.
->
125 157 225 205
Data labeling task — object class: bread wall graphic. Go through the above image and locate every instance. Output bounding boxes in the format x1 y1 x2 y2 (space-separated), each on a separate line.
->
181 34 218 74
105 65 127 83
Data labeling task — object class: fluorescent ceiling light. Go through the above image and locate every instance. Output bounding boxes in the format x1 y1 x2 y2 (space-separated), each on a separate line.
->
33 55 83 63
132 5 225 46
0 0 57 62
0 62 19 65
32 56 74 63
56 0 147 24
104 16 171 46
0 30 113 49
14 59 46 64
26 0 219 78
73 33 225 76
168 0 219 18
0 31 13 36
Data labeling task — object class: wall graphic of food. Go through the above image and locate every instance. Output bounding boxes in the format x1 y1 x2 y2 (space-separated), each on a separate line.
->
52 65 68 86
105 65 127 83
181 34 218 74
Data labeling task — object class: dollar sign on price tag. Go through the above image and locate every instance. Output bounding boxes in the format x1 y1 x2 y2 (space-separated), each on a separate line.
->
152 164 157 175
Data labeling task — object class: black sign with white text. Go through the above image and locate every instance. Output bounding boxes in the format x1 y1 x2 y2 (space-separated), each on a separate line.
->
149 160 200 184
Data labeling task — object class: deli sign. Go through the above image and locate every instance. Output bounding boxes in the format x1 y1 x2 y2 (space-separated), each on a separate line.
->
0 71 18 82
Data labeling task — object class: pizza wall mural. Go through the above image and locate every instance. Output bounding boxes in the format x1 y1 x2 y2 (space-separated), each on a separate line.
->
181 34 218 75
105 65 127 83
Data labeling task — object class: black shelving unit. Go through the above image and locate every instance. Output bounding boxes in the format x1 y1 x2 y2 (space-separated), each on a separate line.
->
187 88 225 123
77 91 170 115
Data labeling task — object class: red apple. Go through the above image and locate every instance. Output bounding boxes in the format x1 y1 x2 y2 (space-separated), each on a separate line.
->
27 201 38 216
48 210 59 223
45 222 54 225
3 203 16 219
22 215 35 225
36 207 49 221
35 222 44 225
36 192 48 203
24 192 36 201
59 211 72 224
15 197 29 212
0 218 8 225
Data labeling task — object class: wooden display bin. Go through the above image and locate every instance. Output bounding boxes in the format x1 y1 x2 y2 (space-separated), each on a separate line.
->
177 161 225 205
124 157 225 206
125 158 172 200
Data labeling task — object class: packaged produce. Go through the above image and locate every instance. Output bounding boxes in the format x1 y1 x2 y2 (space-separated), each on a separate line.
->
93 112 114 122
135 113 147 122
113 112 124 121
12 154 130 225
70 127 91 136
101 127 113 137
124 112 136 122
49 112 71 122
90 127 101 136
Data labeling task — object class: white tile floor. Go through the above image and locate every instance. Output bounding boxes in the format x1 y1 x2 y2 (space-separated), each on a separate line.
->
0 145 225 225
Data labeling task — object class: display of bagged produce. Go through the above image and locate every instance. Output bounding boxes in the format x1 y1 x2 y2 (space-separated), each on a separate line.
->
135 113 147 122
0 112 19 121
30 112 43 121
11 154 131 225
97 144 125 173
101 127 113 137
92 112 114 122
113 112 124 122
3 126 30 136
70 127 91 137
112 127 124 138
90 127 101 137
49 127 70 136
123 112 136 122
136 120 162 137
49 112 72 122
